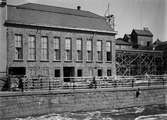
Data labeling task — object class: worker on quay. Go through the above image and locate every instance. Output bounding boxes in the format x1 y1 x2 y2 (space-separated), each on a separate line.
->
92 76 97 89
136 88 141 98
18 76 24 92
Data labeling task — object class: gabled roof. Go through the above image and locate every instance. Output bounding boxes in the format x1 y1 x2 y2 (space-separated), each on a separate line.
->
6 3 116 34
155 41 167 47
132 29 153 37
124 34 131 39
116 38 131 45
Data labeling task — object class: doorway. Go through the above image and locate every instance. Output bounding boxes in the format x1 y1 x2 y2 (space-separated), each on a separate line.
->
63 67 75 82
8 67 26 76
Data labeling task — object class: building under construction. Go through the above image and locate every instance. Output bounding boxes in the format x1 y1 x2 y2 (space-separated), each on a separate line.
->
116 28 164 76
116 49 163 76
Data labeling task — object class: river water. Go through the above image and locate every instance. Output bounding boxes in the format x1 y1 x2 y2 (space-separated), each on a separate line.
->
14 105 167 120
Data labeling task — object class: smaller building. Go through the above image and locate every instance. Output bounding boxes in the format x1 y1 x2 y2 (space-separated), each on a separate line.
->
155 40 167 73
116 38 132 50
123 34 131 43
131 28 153 50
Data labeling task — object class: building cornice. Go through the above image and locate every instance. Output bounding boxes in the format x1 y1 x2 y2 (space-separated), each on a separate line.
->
5 21 117 35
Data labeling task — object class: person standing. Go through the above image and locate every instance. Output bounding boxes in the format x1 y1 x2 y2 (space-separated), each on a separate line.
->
92 76 97 89
18 76 24 92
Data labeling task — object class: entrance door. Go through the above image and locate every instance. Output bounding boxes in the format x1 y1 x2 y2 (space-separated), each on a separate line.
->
8 67 26 76
63 67 75 82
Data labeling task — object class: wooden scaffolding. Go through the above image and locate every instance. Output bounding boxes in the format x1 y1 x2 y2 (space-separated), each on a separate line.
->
116 49 164 76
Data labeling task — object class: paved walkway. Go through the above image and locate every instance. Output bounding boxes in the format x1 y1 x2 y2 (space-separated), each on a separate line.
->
0 84 166 97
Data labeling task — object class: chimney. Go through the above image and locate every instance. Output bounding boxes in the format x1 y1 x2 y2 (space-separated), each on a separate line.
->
0 0 6 7
77 6 81 10
143 27 149 31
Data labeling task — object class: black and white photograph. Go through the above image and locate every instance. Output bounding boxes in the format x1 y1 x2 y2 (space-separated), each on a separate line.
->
0 0 167 119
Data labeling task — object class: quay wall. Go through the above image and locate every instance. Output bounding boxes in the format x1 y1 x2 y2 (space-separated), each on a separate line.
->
0 86 166 120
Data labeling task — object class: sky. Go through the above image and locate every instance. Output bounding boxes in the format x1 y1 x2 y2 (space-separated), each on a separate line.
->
8 0 167 41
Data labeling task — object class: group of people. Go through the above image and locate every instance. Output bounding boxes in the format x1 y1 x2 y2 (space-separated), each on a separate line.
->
2 76 24 92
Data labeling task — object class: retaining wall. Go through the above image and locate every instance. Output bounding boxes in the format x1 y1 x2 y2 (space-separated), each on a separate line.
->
0 86 166 120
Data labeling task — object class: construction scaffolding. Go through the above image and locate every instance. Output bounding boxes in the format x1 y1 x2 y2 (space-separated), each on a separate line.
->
116 49 164 76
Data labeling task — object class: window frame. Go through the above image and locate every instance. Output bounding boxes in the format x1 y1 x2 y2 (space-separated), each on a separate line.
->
107 69 112 76
76 38 83 61
98 69 103 76
28 35 36 61
55 69 61 77
65 38 72 61
97 40 103 61
14 34 23 60
53 37 60 61
106 41 112 62
40 36 49 61
86 39 93 61
77 69 82 77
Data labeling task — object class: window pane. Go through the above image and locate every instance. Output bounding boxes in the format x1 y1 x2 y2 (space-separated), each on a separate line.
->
87 40 92 51
77 51 82 61
97 41 102 51
66 50 72 60
106 42 111 51
76 39 82 50
107 69 112 76
55 69 60 77
106 41 112 61
97 41 102 61
53 37 60 49
107 52 111 61
65 38 71 50
87 51 92 61
97 51 102 61
28 36 36 60
41 37 48 60
77 69 82 77
15 35 22 47
98 69 102 76
54 37 60 60
65 38 72 60
54 49 60 60
87 39 92 61
15 34 23 60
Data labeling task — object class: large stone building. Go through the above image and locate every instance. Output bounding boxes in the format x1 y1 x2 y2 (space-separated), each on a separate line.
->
0 1 117 80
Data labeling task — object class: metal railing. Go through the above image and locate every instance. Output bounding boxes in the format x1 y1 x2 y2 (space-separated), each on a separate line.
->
0 75 167 91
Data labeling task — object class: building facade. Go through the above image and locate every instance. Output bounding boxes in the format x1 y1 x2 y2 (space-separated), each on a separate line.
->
0 2 117 79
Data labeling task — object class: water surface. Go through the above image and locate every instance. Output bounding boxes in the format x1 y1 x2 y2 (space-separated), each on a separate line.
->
14 105 167 120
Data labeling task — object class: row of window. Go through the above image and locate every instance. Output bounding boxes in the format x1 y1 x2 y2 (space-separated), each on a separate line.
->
54 69 112 77
14 34 112 62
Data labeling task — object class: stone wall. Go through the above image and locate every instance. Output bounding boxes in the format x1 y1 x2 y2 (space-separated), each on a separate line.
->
0 86 166 120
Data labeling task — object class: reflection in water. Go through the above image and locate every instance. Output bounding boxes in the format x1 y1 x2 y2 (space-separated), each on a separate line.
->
135 114 167 120
14 105 167 120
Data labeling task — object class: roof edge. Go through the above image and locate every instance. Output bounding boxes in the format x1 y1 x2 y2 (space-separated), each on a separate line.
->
116 49 163 53
5 21 117 35
132 29 153 37
8 3 104 19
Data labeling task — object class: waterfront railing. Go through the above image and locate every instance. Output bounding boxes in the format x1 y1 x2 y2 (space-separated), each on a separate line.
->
0 75 166 91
